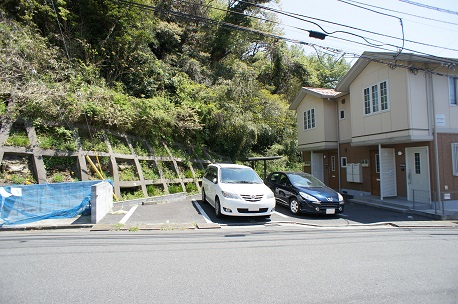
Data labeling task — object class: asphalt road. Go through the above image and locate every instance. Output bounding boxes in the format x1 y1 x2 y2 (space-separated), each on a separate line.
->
1 227 458 304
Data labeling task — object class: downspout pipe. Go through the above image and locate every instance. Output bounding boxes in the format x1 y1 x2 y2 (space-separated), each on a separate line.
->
336 100 341 192
379 144 383 201
426 71 441 202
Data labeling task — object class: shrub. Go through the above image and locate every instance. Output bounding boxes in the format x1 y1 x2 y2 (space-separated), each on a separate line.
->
185 183 198 194
147 185 165 197
168 184 183 194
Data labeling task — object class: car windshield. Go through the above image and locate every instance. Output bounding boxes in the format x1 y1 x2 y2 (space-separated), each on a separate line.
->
221 167 263 184
287 173 326 188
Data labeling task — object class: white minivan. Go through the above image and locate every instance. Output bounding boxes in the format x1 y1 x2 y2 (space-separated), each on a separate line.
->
201 163 276 218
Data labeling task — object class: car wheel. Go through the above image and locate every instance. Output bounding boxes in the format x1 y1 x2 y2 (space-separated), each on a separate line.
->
215 197 223 218
202 189 207 203
289 198 300 215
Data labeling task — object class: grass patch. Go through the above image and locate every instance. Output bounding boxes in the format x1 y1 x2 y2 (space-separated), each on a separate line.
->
152 145 169 157
160 161 178 180
112 223 125 230
140 161 159 180
108 134 131 154
120 188 144 200
3 173 36 185
131 139 149 156
193 168 205 178
168 184 183 194
80 130 109 152
147 185 165 197
35 125 77 151
49 173 66 183
185 182 198 194
5 131 30 148
118 161 139 181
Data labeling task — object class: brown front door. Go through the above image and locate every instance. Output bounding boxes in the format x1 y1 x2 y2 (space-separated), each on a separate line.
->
370 150 380 196
327 152 339 191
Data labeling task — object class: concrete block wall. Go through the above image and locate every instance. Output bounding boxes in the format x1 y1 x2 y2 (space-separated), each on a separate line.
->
91 181 114 224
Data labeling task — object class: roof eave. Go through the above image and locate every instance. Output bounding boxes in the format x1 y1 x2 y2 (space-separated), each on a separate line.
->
290 88 345 110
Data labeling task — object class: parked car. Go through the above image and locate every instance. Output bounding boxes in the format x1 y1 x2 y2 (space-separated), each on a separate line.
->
264 171 344 215
201 163 276 218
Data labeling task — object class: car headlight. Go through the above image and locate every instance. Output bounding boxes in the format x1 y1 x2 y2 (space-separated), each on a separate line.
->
221 191 240 199
337 193 344 203
299 192 320 203
266 191 274 199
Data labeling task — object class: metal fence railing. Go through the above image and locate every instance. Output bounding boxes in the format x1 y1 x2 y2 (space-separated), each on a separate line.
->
412 190 458 215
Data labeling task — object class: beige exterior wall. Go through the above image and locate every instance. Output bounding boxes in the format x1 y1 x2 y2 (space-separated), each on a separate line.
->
323 98 338 141
432 71 458 132
297 94 338 151
338 94 351 142
406 70 430 138
348 61 440 145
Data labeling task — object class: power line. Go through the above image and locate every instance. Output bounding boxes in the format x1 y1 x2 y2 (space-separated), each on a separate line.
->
239 0 458 58
175 0 400 51
399 0 458 16
108 0 458 76
337 0 405 57
342 0 458 27
171 0 458 64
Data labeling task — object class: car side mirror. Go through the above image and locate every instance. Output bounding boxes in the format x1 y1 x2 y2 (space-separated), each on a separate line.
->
212 178 218 184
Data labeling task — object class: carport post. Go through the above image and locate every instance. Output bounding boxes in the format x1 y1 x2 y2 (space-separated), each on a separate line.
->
263 159 267 179
243 156 283 179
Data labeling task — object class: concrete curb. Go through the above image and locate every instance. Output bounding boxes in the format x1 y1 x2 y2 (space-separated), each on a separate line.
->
0 224 94 231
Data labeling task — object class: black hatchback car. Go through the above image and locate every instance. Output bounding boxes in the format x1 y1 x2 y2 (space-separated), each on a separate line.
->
264 172 345 215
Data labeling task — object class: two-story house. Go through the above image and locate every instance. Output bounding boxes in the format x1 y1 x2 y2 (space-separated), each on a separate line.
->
290 52 458 208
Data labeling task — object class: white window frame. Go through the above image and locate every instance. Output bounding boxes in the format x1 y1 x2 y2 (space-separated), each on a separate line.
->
449 77 458 105
303 108 316 130
364 88 371 115
363 80 389 115
380 81 389 110
372 84 379 113
452 143 458 176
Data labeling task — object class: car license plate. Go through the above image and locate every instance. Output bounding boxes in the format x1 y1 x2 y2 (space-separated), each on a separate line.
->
326 208 335 214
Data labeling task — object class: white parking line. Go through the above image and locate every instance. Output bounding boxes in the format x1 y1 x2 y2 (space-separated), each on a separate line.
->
192 200 213 223
119 205 138 224
273 211 290 218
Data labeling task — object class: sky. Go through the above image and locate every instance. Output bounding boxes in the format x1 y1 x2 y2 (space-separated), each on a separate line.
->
269 0 458 65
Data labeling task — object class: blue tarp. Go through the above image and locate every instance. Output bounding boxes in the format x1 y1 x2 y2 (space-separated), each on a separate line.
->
0 180 104 226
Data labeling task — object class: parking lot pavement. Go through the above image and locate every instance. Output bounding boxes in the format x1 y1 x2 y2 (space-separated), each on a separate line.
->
93 196 288 231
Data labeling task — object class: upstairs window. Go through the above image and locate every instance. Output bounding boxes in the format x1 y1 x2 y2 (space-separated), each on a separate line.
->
380 81 389 110
303 108 316 130
372 84 379 112
364 88 371 114
449 77 458 105
363 81 389 114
